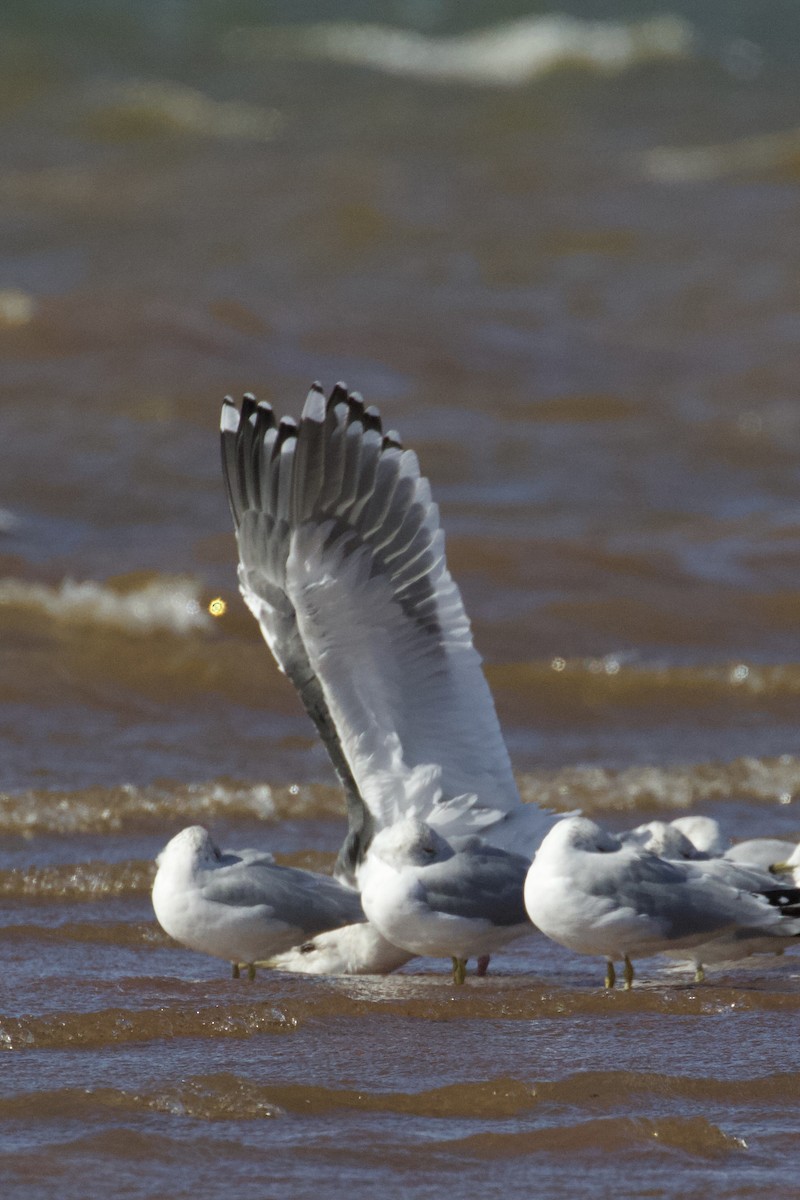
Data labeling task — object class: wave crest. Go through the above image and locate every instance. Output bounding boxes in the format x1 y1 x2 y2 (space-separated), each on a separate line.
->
226 15 693 86
0 780 276 836
0 576 212 636
519 754 800 814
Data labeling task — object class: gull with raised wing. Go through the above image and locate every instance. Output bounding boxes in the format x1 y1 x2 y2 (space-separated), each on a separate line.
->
219 382 555 980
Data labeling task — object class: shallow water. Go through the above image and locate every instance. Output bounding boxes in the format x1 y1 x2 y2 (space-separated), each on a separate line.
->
2 2 800 1196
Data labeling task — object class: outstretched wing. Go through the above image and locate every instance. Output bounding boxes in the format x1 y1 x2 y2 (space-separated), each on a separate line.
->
221 388 371 882
221 382 535 854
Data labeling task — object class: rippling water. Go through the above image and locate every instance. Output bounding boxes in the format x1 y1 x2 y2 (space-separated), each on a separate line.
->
2 2 800 1196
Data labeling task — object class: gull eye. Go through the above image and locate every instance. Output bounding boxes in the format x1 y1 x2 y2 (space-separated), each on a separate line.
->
299 942 316 955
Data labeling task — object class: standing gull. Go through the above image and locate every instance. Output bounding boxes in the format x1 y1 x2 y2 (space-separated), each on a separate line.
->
219 383 555 979
357 818 532 984
524 816 800 987
152 826 364 978
662 850 800 978
619 823 800 975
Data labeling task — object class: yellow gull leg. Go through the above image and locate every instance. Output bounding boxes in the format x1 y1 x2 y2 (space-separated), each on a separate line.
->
604 959 616 989
623 955 634 990
451 957 467 985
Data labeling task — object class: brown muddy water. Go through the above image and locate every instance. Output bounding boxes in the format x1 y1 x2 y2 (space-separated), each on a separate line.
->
2 3 800 1197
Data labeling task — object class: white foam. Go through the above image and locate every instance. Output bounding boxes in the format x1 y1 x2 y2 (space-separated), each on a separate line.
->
87 79 284 142
228 15 693 86
644 126 800 182
0 576 212 636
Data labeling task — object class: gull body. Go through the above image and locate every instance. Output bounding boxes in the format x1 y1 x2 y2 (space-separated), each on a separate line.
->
358 817 531 979
663 853 800 975
619 830 800 972
152 825 364 974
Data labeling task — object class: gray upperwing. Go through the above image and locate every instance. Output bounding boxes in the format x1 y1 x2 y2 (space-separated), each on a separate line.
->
421 846 530 927
609 850 797 941
201 860 364 934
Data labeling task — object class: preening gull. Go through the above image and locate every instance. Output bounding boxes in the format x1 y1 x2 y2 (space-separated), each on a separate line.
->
219 383 556 979
626 820 799 881
620 820 710 860
267 921 415 976
669 815 727 856
523 816 800 987
769 842 800 881
152 825 363 978
653 818 798 875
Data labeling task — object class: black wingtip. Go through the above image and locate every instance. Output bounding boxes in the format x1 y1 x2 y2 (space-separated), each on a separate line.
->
240 393 258 424
273 415 299 457
363 404 383 434
252 400 275 440
347 392 365 422
327 382 349 411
